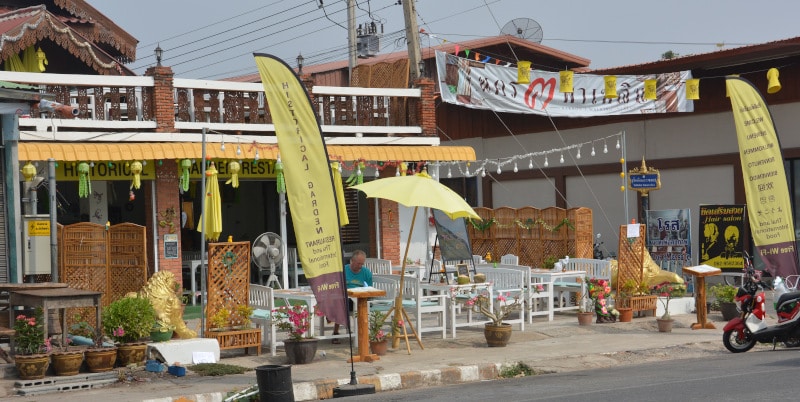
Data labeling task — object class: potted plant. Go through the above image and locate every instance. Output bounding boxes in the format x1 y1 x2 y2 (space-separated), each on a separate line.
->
652 281 687 332
210 307 231 331
365 310 397 356
272 304 322 364
586 277 617 323
12 307 50 380
150 320 175 342
616 279 638 322
50 336 84 376
462 287 523 347
102 296 156 366
709 283 739 320
235 304 255 329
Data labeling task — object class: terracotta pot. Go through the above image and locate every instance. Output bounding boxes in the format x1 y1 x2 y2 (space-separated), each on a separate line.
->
484 323 512 347
370 340 389 356
15 354 50 380
577 312 594 326
657 318 674 333
84 347 118 372
51 350 84 376
618 307 633 322
117 342 147 366
284 338 318 364
720 302 739 321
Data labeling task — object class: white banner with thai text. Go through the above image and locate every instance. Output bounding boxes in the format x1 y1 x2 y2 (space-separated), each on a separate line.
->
435 51 694 116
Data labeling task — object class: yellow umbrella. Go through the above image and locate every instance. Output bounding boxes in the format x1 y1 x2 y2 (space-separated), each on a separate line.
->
197 161 222 241
350 171 480 350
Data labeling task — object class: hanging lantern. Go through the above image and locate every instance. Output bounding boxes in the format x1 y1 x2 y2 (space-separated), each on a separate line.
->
685 78 700 100
77 162 91 198
604 75 617 99
179 159 192 192
21 162 36 182
226 161 241 188
559 70 573 93
517 61 531 84
275 157 285 194
400 162 408 176
644 79 657 100
767 68 781 94
130 161 142 190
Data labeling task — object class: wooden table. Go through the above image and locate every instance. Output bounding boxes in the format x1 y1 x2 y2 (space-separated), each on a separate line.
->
9 288 103 349
346 288 386 363
683 264 722 330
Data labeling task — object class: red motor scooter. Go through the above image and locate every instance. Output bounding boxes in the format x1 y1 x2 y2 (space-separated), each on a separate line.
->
722 253 800 353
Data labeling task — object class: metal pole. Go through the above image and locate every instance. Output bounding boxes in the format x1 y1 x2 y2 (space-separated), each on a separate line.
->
151 179 159 272
622 131 629 224
199 127 207 337
279 191 288 288
48 159 57 282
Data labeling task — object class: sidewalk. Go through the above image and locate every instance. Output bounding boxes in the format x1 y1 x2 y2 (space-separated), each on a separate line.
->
0 307 731 401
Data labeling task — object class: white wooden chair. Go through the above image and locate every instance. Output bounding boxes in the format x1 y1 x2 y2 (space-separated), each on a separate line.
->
364 258 393 275
383 274 447 338
474 266 526 331
554 258 612 308
500 254 519 265
249 284 279 356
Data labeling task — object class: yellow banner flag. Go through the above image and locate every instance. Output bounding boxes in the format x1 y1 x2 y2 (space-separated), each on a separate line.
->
727 77 799 278
254 54 348 326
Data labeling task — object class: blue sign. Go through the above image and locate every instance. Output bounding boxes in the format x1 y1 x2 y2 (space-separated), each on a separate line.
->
630 174 659 189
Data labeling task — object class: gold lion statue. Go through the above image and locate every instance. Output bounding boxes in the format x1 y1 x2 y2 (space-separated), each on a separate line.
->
611 249 684 288
131 270 197 339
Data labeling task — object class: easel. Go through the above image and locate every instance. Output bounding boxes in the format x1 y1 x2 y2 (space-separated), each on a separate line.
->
379 206 425 352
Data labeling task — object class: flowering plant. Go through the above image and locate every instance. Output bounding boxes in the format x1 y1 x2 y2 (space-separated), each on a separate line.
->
272 304 323 341
651 281 687 320
102 296 156 343
580 277 616 322
365 310 402 342
13 307 49 355
462 286 524 326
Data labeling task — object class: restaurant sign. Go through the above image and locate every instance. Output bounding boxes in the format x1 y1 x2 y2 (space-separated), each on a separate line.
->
43 159 277 181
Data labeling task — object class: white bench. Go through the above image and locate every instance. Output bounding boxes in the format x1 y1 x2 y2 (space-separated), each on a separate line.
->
249 284 279 356
479 264 550 323
554 258 612 308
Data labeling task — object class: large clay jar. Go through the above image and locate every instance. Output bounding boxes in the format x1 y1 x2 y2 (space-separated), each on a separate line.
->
85 347 118 373
483 323 512 347
15 354 50 380
51 350 85 376
117 342 147 366
283 338 318 364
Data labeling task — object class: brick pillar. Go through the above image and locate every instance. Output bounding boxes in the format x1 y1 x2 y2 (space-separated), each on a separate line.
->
379 199 401 265
149 159 182 284
145 66 175 132
414 77 436 137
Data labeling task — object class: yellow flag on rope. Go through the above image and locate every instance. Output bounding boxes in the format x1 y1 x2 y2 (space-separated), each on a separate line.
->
727 77 799 278
254 54 348 327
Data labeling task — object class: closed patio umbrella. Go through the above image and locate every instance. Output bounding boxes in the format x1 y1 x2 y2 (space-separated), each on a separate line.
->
197 161 222 242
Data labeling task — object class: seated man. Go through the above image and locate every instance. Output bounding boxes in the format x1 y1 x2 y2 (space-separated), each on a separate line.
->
332 249 372 343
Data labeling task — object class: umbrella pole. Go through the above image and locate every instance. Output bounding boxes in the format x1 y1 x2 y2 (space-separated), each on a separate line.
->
391 206 423 350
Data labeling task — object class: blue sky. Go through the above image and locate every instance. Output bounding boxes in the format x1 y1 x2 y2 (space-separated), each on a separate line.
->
97 0 800 79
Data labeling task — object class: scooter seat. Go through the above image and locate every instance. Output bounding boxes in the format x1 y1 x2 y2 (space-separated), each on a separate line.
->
776 290 800 309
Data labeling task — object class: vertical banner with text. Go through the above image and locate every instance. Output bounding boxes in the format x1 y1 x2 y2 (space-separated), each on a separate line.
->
254 54 347 326
698 205 746 270
727 77 799 278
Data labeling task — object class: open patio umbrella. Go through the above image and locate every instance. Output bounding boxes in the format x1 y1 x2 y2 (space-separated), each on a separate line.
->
350 171 480 350
197 161 222 241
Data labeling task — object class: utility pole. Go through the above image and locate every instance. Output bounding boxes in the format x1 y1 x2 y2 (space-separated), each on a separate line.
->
347 0 357 83
402 0 422 81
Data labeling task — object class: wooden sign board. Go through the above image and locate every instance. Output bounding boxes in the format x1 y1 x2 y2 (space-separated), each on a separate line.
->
683 264 722 278
456 263 470 278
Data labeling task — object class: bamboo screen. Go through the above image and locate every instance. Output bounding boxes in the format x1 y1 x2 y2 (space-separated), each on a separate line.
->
205 241 252 331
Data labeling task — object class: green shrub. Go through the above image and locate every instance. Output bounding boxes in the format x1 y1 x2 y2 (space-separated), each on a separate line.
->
102 296 156 343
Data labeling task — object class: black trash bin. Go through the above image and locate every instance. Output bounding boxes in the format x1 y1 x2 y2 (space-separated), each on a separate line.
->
255 364 294 402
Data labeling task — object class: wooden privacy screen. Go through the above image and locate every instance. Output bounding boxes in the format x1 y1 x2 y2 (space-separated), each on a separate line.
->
467 207 592 268
59 222 148 330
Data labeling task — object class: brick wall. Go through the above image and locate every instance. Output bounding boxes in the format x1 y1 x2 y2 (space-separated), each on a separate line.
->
146 66 175 132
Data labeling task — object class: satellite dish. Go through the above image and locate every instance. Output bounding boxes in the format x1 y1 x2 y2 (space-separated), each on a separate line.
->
252 232 284 288
500 18 543 43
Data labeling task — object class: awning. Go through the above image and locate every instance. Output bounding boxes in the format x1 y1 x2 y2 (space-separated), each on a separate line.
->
18 142 476 162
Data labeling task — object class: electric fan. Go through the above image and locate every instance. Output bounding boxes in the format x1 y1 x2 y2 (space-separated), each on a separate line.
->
252 232 284 288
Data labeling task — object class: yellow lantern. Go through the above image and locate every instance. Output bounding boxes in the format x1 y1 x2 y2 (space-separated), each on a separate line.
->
226 160 241 188
604 75 617 99
21 162 36 182
517 61 531 84
130 161 142 190
644 79 657 100
685 78 700 100
559 70 574 93
767 68 781 94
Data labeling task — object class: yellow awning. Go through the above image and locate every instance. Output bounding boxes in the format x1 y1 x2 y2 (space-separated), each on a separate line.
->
18 143 476 162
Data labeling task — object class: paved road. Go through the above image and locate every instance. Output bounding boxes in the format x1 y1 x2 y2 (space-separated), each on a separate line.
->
341 347 800 401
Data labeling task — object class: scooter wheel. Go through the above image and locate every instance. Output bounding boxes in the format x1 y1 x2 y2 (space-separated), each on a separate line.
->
783 337 800 348
723 328 756 353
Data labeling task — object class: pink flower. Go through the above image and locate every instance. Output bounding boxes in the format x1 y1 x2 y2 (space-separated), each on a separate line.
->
397 320 403 326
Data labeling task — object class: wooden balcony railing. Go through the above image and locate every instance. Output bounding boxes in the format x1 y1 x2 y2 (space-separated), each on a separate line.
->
0 71 432 145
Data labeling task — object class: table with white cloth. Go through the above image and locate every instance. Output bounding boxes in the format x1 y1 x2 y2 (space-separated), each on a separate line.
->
529 269 586 320
419 282 493 338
